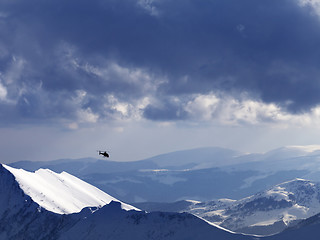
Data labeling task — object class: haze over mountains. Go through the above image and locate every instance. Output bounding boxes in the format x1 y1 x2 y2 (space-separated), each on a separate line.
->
10 146 320 202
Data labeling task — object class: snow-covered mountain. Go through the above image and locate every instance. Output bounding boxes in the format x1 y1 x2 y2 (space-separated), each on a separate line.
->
2 164 137 214
0 164 253 240
197 178 320 235
135 178 320 236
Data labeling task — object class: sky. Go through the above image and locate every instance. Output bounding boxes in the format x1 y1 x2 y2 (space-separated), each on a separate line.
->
2 0 320 163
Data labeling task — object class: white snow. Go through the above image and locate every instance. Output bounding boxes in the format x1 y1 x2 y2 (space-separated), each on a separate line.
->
185 199 202 204
265 186 292 201
2 164 139 214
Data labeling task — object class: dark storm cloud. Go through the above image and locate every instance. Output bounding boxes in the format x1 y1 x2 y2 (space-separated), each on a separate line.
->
0 0 319 124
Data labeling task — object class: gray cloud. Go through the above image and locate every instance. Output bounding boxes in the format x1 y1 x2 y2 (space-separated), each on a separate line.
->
143 97 189 121
0 0 319 125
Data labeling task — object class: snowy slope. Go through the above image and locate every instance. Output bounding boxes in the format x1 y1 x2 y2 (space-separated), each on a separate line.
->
2 164 138 214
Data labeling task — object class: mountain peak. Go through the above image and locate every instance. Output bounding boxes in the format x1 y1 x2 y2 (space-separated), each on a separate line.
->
2 164 138 214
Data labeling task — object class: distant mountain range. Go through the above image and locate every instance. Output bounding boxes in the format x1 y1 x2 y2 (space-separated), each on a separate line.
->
9 146 320 202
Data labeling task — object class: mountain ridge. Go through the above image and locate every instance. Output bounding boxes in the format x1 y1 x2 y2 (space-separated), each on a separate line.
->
2 164 137 214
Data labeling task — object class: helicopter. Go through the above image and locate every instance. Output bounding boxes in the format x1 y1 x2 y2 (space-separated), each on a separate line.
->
98 150 109 158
